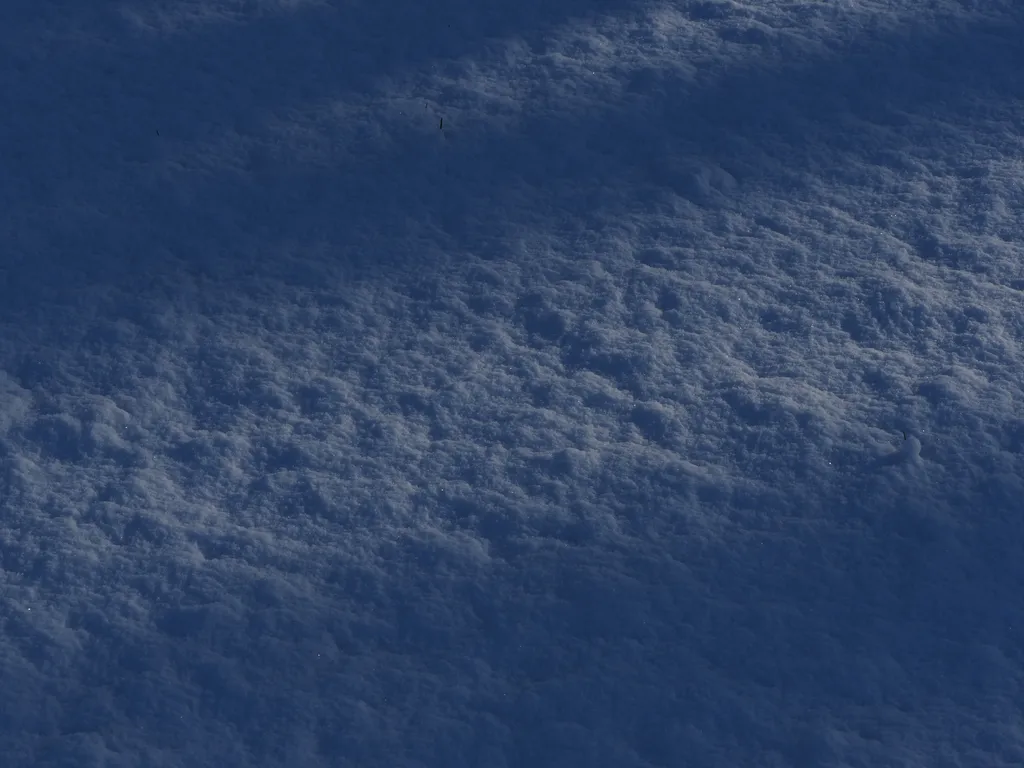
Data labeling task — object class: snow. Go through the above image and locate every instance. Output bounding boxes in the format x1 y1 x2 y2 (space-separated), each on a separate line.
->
1 1 1023 766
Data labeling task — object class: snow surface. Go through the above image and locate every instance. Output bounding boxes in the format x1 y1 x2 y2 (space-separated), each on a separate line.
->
1 1 1023 766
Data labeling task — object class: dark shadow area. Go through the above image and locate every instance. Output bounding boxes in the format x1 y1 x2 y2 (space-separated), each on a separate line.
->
0 0 652 320
0 0 639 270
1 3 1021 311
0 0 638 147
